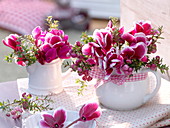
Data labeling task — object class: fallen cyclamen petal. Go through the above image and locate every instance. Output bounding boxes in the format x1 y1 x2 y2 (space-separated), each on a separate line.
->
42 114 55 126
53 109 66 126
86 111 101 121
39 120 51 128
40 109 66 128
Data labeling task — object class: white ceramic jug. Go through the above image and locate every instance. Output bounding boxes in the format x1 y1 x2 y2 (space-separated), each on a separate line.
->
26 59 70 95
96 68 161 110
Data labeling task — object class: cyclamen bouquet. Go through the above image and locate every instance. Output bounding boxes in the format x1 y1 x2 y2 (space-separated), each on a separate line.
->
3 17 72 66
69 18 168 82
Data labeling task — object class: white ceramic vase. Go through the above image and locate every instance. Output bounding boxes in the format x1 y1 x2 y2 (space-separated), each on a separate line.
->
26 59 70 95
96 68 161 111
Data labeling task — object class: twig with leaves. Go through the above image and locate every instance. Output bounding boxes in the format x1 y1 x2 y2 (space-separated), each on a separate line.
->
0 92 53 119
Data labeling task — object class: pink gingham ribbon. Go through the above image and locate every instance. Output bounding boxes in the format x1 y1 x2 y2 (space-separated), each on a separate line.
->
89 66 148 88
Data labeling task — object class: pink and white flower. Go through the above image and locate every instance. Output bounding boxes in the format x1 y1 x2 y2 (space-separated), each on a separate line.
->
79 103 101 122
33 27 72 64
39 109 66 128
2 34 21 50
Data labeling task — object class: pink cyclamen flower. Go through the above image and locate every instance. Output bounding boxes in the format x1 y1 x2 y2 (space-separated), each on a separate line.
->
102 48 124 78
93 29 113 52
57 44 72 59
44 48 57 63
135 21 152 35
121 33 135 45
131 42 147 60
79 103 101 122
39 44 57 63
129 21 152 36
32 26 47 46
32 26 42 39
134 32 147 45
82 43 94 56
2 34 21 50
121 42 147 60
45 33 63 45
40 109 66 128
49 29 68 42
141 56 148 62
121 32 147 46
121 47 135 60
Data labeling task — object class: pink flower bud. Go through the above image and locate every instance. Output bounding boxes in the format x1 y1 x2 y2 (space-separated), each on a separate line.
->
87 76 93 81
71 64 77 70
86 58 96 65
22 92 26 97
12 114 21 119
69 50 77 58
77 67 83 72
83 70 89 76
6 113 10 117
11 110 16 115
156 56 160 60
82 75 87 81
150 64 157 70
128 68 133 72
22 102 29 110
12 115 18 119
27 94 32 98
124 71 131 75
126 59 132 64
76 41 81 46
76 59 82 65
107 20 113 28
122 65 129 71
15 107 23 113
141 56 148 62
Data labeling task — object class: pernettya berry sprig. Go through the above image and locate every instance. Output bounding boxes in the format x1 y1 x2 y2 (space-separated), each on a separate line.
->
39 102 101 128
0 92 53 119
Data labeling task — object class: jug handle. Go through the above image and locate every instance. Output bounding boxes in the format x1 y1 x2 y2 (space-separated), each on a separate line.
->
143 68 161 103
62 69 72 80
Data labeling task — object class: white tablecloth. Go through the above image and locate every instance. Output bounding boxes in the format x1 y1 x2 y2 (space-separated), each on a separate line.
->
1 73 170 128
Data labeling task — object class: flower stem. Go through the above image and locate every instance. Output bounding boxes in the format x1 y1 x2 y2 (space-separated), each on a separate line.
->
65 118 80 128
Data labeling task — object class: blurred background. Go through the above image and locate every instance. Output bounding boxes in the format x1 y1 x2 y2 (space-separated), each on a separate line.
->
0 0 120 82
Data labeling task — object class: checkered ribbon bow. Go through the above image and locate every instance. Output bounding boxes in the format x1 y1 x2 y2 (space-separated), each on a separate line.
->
89 66 148 88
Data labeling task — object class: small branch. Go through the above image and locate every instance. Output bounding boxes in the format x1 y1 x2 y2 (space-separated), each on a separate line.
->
65 118 80 128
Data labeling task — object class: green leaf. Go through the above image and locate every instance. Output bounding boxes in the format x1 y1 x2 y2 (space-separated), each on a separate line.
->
0 102 3 106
